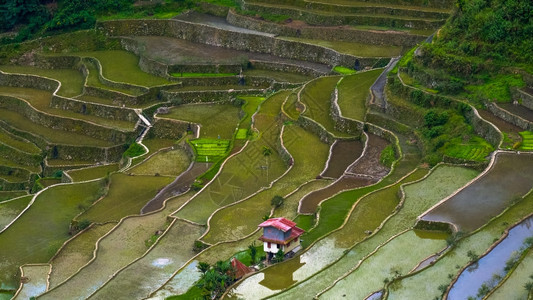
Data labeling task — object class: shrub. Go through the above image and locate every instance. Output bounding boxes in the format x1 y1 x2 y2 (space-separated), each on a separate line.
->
379 145 396 168
123 143 146 158
271 195 284 208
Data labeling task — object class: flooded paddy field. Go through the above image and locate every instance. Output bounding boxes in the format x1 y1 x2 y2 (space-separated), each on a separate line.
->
422 152 533 232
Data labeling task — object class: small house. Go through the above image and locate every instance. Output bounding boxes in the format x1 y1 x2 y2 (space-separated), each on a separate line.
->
258 217 304 261
230 257 253 279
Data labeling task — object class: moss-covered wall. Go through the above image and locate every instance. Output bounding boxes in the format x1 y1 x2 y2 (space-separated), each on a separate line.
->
249 60 326 77
47 143 127 163
97 19 385 69
50 96 138 122
161 89 266 104
0 95 134 143
0 144 42 167
243 3 445 30
241 0 454 11
149 118 189 139
227 10 425 47
486 102 533 131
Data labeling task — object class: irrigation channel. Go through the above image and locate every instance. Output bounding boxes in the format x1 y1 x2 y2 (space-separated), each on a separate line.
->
447 215 533 299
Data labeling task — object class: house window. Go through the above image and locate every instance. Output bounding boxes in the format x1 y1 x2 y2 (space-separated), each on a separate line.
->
288 241 291 247
267 242 271 248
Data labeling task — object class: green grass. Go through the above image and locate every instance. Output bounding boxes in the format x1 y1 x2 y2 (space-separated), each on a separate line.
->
123 143 146 158
519 131 533 150
0 109 114 147
0 126 41 154
333 66 357 75
170 72 237 77
0 65 85 98
466 73 526 103
279 37 402 57
67 164 119 182
78 173 174 223
337 69 382 121
129 148 191 176
72 51 172 87
167 285 204 300
0 181 103 290
300 76 352 137
190 139 231 163
163 103 242 139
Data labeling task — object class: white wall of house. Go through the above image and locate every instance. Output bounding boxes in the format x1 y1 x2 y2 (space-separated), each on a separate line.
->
263 238 301 254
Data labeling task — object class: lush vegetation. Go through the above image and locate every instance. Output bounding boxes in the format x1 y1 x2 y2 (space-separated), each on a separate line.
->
190 139 231 163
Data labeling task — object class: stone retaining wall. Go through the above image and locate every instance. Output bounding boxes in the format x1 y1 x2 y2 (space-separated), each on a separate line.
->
464 107 502 148
227 10 424 47
243 3 444 29
168 64 242 75
148 118 189 139
0 71 58 92
47 143 127 163
515 89 533 111
97 19 385 68
249 60 326 77
241 0 453 11
33 54 82 69
161 89 265 104
50 96 138 122
485 102 533 131
0 143 42 167
83 57 149 95
0 95 133 144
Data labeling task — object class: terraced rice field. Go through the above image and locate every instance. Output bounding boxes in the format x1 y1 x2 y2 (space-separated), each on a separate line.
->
5 1 531 298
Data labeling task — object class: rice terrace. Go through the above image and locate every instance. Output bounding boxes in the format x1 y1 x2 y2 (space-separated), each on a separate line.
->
0 0 532 299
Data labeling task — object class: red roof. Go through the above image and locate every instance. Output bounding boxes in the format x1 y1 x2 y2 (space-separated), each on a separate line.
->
230 257 253 279
258 217 297 232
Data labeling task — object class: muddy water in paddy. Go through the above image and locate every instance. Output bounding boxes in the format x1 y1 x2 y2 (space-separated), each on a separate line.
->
422 152 533 232
321 140 364 179
477 109 523 134
498 103 533 122
299 134 390 214
141 162 212 214
447 216 533 300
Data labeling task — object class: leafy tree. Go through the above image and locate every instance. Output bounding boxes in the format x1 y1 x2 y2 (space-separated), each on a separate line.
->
248 243 257 264
274 249 284 263
271 195 284 208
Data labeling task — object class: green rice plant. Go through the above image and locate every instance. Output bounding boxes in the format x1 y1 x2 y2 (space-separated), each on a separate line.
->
123 143 146 158
280 37 402 57
190 138 231 163
235 128 248 140
0 180 103 290
519 131 533 150
67 164 119 182
71 51 171 87
337 69 382 121
77 173 174 223
334 66 357 75
0 65 84 98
